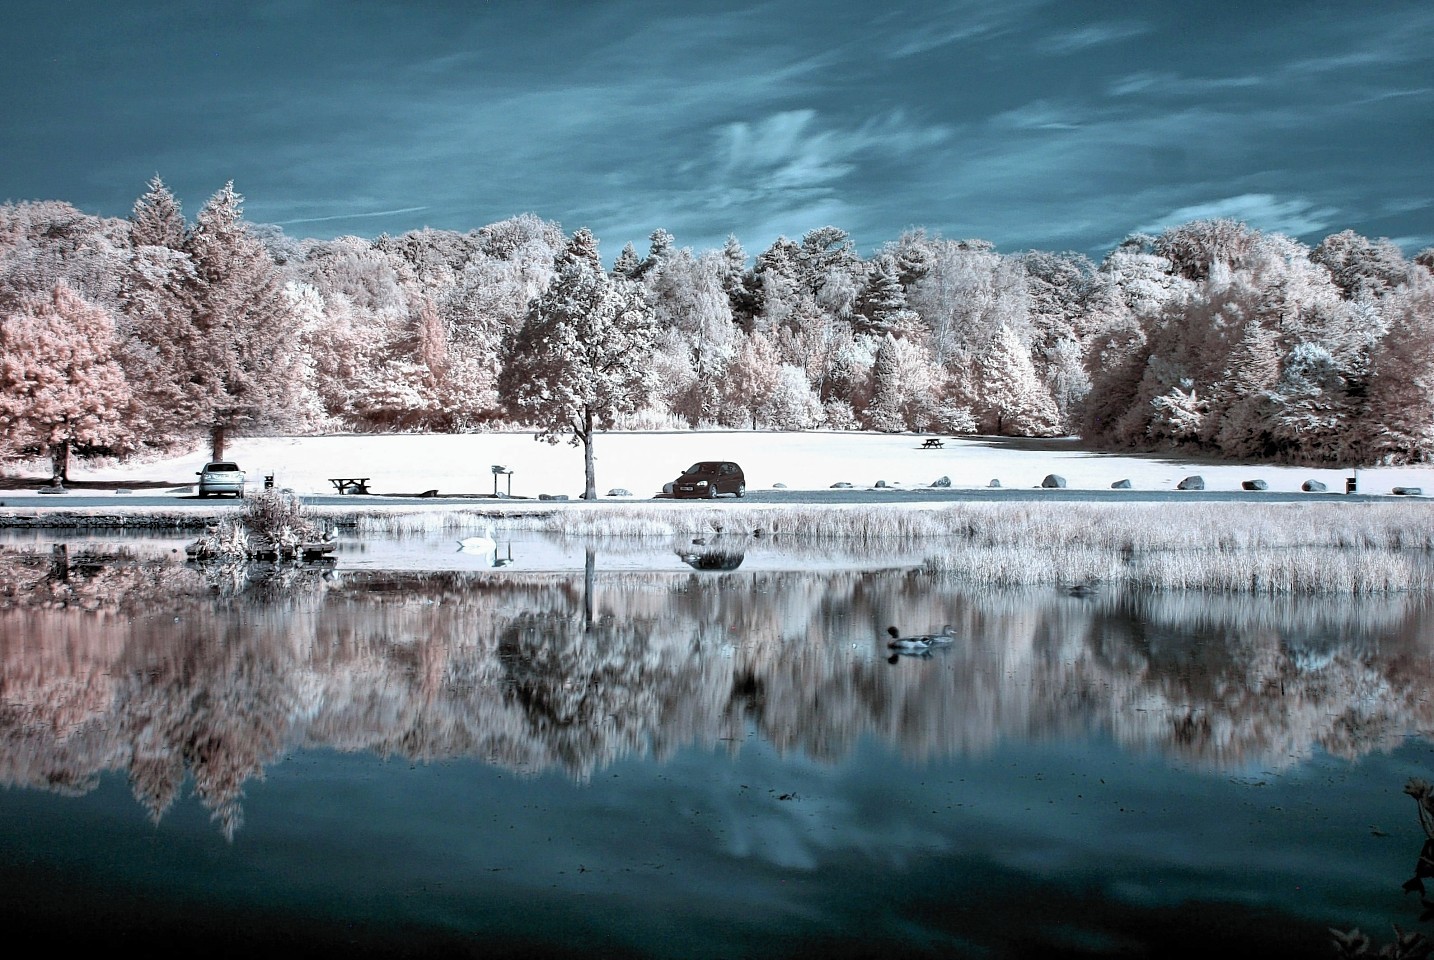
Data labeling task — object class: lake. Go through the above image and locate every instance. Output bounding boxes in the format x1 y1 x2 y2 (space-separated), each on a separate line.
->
1 531 1431 958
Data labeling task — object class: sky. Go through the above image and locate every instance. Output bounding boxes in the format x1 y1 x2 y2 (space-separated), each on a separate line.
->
3 0 1431 261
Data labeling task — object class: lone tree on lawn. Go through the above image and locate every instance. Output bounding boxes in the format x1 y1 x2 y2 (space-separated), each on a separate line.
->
500 228 659 499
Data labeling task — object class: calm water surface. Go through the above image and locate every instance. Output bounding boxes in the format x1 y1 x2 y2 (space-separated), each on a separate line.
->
1 532 1432 958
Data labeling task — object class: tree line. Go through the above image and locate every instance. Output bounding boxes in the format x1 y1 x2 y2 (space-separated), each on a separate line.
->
2 177 1431 482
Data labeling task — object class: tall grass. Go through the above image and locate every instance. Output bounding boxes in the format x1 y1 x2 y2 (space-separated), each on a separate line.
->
328 500 1434 593
340 500 1434 547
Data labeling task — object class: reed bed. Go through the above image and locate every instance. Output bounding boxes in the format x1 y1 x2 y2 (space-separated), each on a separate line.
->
343 500 1434 548
335 500 1434 594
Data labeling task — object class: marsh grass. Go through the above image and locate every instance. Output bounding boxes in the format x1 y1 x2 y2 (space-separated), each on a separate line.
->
330 500 1434 593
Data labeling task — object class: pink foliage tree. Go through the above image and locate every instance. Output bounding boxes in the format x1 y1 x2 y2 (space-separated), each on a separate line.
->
0 283 132 479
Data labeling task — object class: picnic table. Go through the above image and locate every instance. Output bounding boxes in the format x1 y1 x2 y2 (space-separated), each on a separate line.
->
328 477 371 495
920 438 944 449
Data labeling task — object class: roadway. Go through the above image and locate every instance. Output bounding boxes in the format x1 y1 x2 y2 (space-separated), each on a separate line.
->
0 487 1415 512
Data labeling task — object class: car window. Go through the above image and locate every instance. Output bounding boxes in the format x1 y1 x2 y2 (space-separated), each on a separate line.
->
207 462 240 472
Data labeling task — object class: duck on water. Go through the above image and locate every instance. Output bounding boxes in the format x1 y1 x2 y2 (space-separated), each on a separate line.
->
886 625 957 653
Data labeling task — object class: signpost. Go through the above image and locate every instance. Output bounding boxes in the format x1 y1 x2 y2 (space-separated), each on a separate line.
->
491 465 513 497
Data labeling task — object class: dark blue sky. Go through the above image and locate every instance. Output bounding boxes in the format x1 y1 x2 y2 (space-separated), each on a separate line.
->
4 0 1430 259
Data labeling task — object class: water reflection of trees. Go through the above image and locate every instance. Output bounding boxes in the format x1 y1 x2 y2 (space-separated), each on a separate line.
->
1 546 1432 835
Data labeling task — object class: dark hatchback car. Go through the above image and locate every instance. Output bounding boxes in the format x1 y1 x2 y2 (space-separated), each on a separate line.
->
671 461 745 499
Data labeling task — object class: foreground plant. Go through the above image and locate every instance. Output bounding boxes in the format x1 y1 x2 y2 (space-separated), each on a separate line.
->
188 488 329 561
1331 779 1434 959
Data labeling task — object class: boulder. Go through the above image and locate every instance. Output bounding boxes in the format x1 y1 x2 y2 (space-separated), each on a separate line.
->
1177 476 1204 490
1241 479 1268 491
538 493 569 501
1041 474 1066 488
873 480 888 488
772 482 786 489
1301 479 1327 493
930 476 951 488
1393 486 1423 496
1110 479 1132 489
830 481 853 489
989 479 1001 488
606 488 631 497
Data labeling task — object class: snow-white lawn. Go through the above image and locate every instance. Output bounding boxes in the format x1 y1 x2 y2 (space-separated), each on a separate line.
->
37 431 1434 500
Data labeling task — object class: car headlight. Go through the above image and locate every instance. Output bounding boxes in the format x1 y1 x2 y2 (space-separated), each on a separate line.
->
696 480 708 486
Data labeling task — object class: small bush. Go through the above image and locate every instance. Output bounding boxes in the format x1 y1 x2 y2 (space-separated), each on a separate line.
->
189 488 323 560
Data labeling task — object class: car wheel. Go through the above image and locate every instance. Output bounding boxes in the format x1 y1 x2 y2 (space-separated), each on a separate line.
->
706 485 717 499
197 491 208 499
736 482 745 498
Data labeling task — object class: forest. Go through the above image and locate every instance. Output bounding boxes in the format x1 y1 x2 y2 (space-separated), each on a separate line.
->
1 176 1432 478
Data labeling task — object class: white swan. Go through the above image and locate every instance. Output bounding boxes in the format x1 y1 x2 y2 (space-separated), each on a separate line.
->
457 525 497 554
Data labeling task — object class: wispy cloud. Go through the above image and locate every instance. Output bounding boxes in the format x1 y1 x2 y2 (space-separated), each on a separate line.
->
1134 194 1339 238
274 206 429 226
991 101 1084 131
1036 21 1149 53
885 0 1044 58
1108 71 1265 98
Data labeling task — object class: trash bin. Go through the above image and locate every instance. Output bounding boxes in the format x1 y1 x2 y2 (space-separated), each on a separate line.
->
1345 476 1356 494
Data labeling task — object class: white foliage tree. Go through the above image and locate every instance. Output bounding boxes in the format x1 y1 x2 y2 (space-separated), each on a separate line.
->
499 228 659 498
972 325 1061 436
765 364 824 430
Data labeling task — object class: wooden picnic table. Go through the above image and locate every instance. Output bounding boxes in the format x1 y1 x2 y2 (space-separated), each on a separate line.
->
329 477 371 494
920 438 944 449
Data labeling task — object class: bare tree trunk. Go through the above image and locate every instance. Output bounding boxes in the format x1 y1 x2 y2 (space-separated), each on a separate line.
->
211 422 226 461
582 406 596 500
50 439 70 483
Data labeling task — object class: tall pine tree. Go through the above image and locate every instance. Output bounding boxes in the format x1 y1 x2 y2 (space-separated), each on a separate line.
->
185 182 300 457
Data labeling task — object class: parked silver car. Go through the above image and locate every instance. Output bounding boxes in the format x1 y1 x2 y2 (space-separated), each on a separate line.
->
196 461 245 498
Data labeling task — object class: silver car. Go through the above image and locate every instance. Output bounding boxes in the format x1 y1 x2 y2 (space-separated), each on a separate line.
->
196 461 246 498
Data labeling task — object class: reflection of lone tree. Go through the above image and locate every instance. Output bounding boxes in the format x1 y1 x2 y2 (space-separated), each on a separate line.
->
499 228 659 500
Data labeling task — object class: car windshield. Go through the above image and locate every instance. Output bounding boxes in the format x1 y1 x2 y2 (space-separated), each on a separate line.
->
206 462 240 472
684 462 721 475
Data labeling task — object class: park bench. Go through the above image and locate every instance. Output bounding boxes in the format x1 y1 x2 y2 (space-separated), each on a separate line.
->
920 438 944 449
329 477 371 495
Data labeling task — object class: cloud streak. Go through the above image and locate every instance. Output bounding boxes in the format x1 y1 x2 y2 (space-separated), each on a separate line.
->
275 206 431 226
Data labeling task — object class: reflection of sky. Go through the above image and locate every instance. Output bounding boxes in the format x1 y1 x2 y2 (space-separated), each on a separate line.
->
4 730 1423 956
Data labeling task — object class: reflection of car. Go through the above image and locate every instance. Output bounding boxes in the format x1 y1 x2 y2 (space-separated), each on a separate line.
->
196 461 246 498
672 461 745 499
